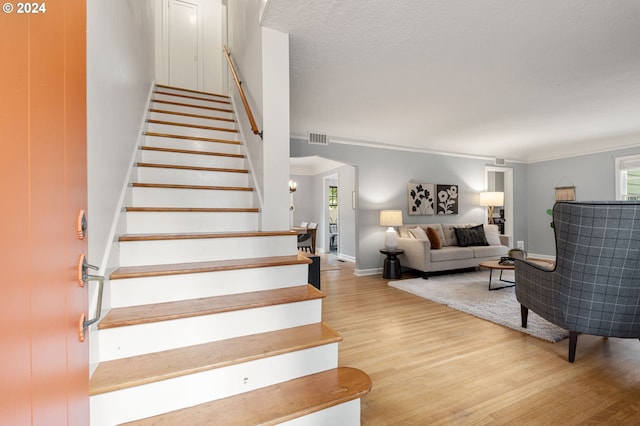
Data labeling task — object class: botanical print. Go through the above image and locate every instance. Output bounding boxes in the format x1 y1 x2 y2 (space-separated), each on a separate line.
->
437 184 458 215
408 183 435 215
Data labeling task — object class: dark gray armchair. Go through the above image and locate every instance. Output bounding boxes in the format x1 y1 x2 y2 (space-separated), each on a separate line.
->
515 201 640 362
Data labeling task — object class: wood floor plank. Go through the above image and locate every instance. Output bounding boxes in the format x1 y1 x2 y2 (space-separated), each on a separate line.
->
99 285 324 330
110 254 312 280
154 90 231 105
135 162 248 173
143 132 239 145
140 145 244 158
146 119 239 133
155 84 230 99
151 99 233 114
118 230 295 242
124 207 259 213
318 254 640 424
90 322 342 395
120 367 371 426
131 183 253 192
148 108 235 123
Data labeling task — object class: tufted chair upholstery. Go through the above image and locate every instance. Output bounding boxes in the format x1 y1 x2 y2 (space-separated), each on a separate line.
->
515 201 640 362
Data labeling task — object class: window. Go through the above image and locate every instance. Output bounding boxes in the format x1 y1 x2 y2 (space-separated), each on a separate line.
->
329 186 338 208
615 154 640 200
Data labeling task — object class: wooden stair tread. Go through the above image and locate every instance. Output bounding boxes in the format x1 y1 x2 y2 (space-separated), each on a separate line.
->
121 367 372 426
118 230 295 242
155 83 230 99
140 146 244 158
125 207 259 213
155 90 232 105
98 285 324 330
132 183 253 191
151 99 233 113
110 254 312 280
144 131 240 144
136 162 248 173
90 322 341 395
149 108 235 123
147 119 239 133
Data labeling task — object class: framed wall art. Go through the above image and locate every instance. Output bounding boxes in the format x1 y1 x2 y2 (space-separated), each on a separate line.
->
408 183 435 215
436 184 458 215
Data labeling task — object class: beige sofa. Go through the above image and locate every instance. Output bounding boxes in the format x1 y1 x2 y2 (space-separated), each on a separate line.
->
396 223 511 278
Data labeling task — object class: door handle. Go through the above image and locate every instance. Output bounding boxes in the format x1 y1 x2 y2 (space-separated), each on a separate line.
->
77 255 105 342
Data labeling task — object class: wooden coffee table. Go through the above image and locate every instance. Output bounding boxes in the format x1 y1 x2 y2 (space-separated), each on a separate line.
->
479 258 554 291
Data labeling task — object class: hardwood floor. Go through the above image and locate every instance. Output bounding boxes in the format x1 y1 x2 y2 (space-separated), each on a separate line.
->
319 254 640 425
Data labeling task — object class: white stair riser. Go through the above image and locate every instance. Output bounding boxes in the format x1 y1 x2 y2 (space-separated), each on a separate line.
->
154 87 229 102
139 149 245 169
148 110 236 128
99 300 323 361
150 101 235 121
136 167 249 187
131 187 253 208
90 344 339 426
119 235 296 266
125 211 259 234
147 122 239 141
144 135 242 155
110 264 310 307
153 93 232 110
281 400 362 426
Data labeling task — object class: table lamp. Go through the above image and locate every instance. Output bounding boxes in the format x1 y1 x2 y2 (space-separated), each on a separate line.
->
380 210 403 250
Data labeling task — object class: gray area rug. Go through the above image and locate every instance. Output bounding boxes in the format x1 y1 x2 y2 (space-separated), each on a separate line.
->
389 270 569 342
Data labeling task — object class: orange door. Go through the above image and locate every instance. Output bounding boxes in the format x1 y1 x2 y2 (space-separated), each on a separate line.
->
0 2 88 424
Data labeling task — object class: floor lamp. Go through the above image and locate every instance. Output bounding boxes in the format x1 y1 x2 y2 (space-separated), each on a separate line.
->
479 192 504 224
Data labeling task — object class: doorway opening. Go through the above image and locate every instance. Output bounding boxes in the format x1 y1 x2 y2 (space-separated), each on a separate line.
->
485 166 514 239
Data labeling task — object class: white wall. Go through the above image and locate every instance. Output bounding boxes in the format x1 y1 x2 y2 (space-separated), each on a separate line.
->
87 0 156 374
87 0 156 269
227 0 291 230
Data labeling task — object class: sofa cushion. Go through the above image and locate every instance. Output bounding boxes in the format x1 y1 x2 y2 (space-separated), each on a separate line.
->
440 224 460 246
431 246 474 262
426 227 442 249
471 245 509 258
455 224 489 247
483 224 502 245
408 226 428 241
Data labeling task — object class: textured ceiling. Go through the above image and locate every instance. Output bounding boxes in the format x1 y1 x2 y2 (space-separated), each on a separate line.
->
262 0 640 163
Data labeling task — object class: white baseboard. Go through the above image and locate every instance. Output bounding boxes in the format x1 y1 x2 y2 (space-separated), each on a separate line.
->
354 267 382 276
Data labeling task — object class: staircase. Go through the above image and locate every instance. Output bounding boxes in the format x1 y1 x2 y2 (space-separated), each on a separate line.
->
89 85 371 425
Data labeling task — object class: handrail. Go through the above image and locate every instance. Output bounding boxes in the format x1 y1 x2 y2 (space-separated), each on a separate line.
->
224 45 263 139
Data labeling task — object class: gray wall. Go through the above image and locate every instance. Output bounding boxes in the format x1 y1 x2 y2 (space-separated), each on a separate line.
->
526 146 640 255
291 138 528 273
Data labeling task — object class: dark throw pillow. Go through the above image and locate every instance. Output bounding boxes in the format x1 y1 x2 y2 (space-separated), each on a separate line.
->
426 227 442 249
454 224 489 247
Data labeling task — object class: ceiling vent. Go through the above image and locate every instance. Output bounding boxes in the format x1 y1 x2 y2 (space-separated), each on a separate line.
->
308 132 329 145
495 157 505 166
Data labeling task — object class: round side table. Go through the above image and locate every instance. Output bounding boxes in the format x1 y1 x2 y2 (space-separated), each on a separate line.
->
380 248 404 279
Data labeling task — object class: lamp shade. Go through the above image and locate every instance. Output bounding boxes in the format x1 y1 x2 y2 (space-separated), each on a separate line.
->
479 192 504 207
380 210 403 227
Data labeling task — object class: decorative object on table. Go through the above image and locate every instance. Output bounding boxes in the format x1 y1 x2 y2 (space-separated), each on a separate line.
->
379 210 403 250
479 191 504 224
508 248 527 259
546 208 554 228
408 183 435 215
437 184 459 215
388 270 569 342
516 201 640 362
